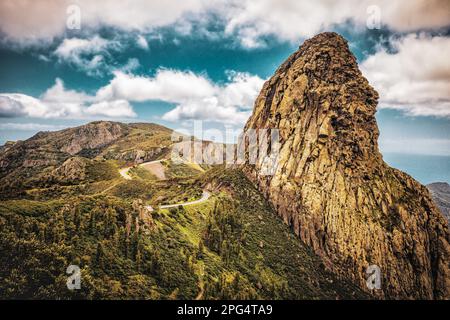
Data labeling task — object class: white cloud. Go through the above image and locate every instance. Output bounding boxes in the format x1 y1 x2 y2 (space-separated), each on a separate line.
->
1 1 448 48
54 36 111 59
136 35 149 50
85 100 135 118
78 0 207 32
375 0 450 32
221 0 450 48
0 94 53 118
361 34 450 117
0 79 136 119
53 36 120 76
120 58 141 73
41 78 91 103
219 71 264 109
0 0 209 44
96 70 216 102
53 38 142 76
162 98 252 124
96 69 265 124
0 0 67 44
0 69 263 124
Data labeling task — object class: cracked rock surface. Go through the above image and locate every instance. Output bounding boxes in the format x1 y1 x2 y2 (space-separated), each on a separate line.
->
243 32 450 299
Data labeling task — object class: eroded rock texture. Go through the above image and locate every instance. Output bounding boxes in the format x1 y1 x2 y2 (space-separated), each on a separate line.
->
243 32 450 299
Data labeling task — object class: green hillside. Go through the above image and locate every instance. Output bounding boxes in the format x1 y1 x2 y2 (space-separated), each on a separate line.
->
0 121 367 299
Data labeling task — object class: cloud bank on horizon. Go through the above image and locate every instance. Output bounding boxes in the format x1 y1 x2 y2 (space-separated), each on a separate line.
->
0 0 449 126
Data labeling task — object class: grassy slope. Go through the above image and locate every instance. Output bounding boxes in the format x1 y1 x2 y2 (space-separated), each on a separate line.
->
0 164 367 299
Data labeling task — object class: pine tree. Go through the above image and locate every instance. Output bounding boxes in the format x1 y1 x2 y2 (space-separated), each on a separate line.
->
197 239 204 259
95 242 105 270
135 249 142 272
89 210 97 236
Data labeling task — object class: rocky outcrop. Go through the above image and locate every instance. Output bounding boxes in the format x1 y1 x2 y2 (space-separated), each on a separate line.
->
48 157 87 183
104 147 166 163
242 32 450 299
0 121 126 177
428 182 450 224
0 141 18 153
132 199 156 234
0 121 174 198
59 121 126 155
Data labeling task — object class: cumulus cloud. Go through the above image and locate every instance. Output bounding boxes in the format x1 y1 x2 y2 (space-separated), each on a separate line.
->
375 0 450 32
218 71 264 109
361 34 450 117
221 0 450 47
96 70 216 102
0 94 51 118
0 70 263 123
41 78 91 103
85 100 135 118
0 0 67 44
0 0 209 44
96 69 265 124
0 79 136 119
0 95 27 117
53 37 143 76
162 98 252 124
1 1 448 48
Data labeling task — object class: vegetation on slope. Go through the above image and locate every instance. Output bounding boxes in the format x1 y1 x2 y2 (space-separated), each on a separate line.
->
0 166 367 299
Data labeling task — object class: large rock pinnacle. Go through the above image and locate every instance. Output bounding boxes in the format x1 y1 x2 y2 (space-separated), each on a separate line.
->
243 32 450 299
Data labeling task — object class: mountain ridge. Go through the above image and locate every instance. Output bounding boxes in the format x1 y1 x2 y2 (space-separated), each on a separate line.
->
0 121 174 198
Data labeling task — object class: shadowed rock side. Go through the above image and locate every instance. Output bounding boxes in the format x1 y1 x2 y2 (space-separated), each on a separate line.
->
242 32 450 299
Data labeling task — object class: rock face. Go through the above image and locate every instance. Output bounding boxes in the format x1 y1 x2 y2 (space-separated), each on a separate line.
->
0 121 127 175
243 32 450 299
427 182 450 224
50 156 87 183
59 121 126 155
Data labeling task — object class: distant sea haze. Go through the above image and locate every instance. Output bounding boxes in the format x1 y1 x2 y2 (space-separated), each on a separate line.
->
383 153 450 185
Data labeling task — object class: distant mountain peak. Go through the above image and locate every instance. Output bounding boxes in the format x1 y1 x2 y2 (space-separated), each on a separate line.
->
428 181 450 191
427 182 450 224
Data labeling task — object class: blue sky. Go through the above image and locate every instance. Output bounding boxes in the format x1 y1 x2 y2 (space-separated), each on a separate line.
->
0 0 449 183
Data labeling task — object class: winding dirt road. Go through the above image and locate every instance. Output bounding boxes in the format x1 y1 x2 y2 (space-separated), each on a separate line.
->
151 190 211 210
119 161 211 209
119 159 166 180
